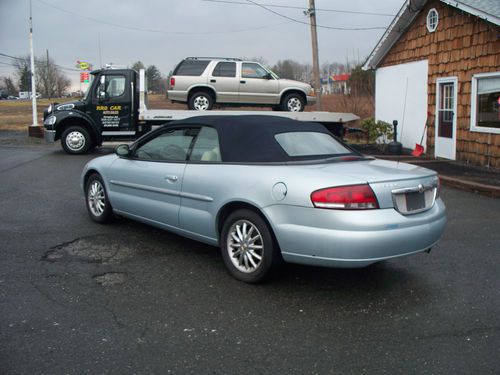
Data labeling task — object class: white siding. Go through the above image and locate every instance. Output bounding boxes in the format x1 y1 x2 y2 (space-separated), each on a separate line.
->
375 60 428 149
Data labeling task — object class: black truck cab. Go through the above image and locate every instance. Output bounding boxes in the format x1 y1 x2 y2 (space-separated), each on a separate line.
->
43 68 144 154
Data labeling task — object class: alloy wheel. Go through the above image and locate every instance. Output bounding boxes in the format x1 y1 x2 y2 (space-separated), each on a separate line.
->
226 220 264 273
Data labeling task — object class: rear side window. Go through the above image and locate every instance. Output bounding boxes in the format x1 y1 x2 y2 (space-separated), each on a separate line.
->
190 127 221 162
212 62 236 77
173 60 210 76
275 132 351 157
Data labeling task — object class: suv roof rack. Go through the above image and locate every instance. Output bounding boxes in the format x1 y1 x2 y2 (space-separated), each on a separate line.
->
185 57 242 61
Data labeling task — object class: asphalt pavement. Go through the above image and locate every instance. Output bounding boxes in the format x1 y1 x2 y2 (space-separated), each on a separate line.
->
0 142 499 374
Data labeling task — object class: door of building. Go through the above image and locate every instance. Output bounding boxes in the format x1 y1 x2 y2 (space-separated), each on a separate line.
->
435 77 457 160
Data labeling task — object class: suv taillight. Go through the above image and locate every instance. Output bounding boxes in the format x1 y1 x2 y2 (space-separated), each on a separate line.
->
170 77 175 88
311 184 379 210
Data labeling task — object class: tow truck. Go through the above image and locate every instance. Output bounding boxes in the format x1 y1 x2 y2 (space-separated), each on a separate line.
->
43 68 359 154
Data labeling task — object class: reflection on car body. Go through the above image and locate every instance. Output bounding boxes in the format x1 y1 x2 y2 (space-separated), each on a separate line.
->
82 115 446 283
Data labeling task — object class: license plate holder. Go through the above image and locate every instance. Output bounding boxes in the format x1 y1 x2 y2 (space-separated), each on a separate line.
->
406 192 425 212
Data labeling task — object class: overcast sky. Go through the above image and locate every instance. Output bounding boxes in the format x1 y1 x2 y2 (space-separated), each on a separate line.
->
0 0 404 89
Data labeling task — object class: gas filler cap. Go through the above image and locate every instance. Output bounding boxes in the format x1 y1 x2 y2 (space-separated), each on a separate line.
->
272 182 288 201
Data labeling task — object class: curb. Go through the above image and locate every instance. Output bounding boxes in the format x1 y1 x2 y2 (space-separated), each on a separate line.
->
438 175 500 198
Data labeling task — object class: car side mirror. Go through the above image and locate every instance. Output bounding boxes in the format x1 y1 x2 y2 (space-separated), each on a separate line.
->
115 144 130 157
265 73 273 80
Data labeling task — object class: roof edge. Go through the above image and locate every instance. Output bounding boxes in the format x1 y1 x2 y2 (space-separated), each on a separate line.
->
363 0 500 71
441 0 500 26
362 0 426 70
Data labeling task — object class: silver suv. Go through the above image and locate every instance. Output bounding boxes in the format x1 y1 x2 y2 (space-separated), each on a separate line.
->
167 57 316 112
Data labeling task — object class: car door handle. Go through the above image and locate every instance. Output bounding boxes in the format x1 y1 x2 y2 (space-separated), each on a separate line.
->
210 79 216 83
240 80 246 84
165 175 178 183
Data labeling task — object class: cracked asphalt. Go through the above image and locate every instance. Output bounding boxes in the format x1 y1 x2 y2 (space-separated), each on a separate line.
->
0 141 499 374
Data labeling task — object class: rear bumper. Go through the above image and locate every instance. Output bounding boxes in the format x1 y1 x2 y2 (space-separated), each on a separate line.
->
264 199 446 268
167 90 188 102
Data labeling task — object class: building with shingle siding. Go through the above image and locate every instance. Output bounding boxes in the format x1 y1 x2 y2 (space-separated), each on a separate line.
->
364 0 500 168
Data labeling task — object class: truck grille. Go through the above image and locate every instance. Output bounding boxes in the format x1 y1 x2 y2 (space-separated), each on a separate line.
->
392 184 437 215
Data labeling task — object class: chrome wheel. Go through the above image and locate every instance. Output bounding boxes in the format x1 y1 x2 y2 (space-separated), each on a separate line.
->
193 95 210 110
65 131 86 152
88 180 106 217
286 97 302 112
227 220 264 273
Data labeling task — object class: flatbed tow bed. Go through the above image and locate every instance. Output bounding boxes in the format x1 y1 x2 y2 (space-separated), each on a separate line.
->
43 68 359 154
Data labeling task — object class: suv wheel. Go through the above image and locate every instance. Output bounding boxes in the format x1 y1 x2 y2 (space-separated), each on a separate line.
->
281 93 305 112
188 91 213 111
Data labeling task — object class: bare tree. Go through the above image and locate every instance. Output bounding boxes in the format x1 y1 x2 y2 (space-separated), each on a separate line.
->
54 73 71 98
2 76 17 95
36 56 58 98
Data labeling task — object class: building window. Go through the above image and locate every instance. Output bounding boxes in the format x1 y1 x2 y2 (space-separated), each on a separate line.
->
470 72 500 134
426 9 438 32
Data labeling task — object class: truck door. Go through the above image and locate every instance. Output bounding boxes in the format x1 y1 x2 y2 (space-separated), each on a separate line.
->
91 71 134 135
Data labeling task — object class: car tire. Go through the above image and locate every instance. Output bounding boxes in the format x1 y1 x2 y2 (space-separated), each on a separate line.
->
281 93 305 112
188 91 214 111
61 126 92 154
221 209 282 283
85 173 113 224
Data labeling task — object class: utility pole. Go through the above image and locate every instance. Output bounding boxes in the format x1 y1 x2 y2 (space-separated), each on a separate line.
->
28 0 38 128
307 0 321 111
46 49 50 100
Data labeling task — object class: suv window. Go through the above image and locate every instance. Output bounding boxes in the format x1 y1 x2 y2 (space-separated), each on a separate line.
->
212 62 236 78
242 63 268 79
173 60 210 76
134 128 200 161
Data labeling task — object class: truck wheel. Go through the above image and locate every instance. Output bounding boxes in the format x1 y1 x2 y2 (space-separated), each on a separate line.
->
281 93 305 112
61 126 92 154
188 91 213 111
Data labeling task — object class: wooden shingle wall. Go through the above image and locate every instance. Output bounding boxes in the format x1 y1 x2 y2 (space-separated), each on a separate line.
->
380 0 500 167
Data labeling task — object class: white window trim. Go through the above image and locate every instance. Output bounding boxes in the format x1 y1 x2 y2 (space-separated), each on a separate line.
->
470 71 500 134
426 8 439 32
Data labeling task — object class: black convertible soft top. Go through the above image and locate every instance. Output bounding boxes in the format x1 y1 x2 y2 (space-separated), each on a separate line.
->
165 115 346 163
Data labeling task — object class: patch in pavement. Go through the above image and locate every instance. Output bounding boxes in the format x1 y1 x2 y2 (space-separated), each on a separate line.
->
92 272 127 286
42 235 137 265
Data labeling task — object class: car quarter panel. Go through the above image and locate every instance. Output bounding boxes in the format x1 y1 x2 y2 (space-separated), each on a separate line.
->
264 199 446 267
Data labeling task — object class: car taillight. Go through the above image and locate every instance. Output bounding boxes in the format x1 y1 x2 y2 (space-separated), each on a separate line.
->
170 77 175 88
311 184 379 210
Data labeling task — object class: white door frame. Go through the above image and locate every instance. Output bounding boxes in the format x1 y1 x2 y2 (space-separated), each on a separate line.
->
435 77 458 160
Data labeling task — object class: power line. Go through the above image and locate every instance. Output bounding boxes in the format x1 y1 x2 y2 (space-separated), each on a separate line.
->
202 0 396 17
244 0 388 30
0 52 81 72
35 0 301 35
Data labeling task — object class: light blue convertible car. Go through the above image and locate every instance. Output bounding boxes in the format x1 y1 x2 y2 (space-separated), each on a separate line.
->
82 115 446 283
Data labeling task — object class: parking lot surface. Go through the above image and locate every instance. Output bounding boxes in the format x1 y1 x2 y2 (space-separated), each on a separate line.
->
0 143 499 374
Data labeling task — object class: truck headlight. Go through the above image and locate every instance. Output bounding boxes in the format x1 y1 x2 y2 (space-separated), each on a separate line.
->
56 103 75 111
45 115 57 125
